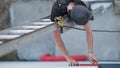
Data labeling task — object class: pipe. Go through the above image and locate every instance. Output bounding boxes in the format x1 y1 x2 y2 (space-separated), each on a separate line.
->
40 53 87 61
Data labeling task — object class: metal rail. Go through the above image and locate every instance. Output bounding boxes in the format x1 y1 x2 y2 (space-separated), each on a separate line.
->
0 20 57 57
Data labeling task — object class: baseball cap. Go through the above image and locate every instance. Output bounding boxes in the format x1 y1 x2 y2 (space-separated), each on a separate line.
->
70 5 90 25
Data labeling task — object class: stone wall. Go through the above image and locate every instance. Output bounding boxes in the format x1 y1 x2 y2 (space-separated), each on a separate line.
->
0 0 15 30
0 0 17 60
114 0 120 14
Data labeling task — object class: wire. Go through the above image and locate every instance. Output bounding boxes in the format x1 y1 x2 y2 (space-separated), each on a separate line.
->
63 25 120 33
55 16 120 33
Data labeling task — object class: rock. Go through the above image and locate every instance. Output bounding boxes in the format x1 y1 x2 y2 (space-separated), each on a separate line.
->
0 0 14 30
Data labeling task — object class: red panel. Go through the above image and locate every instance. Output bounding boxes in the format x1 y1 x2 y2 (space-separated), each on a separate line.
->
40 53 87 61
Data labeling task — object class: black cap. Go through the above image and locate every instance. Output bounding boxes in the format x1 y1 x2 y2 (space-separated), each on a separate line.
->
70 5 90 25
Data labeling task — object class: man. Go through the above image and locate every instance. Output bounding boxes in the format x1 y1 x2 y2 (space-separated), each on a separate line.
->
51 0 88 22
51 0 98 66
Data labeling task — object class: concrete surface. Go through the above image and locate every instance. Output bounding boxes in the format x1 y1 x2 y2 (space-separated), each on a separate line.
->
0 61 99 68
8 0 120 61
0 61 120 68
10 0 54 26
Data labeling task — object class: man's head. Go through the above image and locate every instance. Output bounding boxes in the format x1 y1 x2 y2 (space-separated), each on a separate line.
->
70 5 90 25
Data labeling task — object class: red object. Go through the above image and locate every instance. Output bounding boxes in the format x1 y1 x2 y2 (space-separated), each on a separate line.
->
79 64 98 66
40 53 87 61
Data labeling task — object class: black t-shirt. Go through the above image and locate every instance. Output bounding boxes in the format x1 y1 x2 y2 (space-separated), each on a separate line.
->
50 0 87 22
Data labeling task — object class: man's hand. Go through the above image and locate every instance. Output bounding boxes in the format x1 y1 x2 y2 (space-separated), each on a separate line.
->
89 53 98 64
66 57 79 66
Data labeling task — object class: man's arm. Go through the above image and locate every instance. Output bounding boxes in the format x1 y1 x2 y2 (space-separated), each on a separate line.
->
84 21 98 64
53 30 79 66
84 21 93 53
53 30 70 59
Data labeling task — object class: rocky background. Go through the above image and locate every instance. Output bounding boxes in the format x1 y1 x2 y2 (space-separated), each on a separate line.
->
0 0 18 61
0 0 15 30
